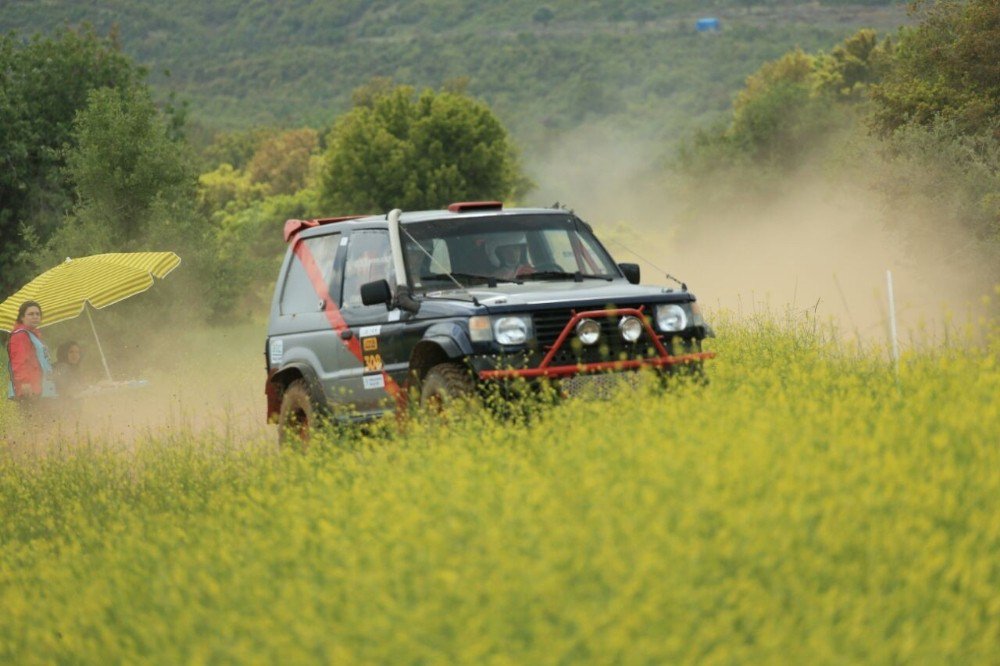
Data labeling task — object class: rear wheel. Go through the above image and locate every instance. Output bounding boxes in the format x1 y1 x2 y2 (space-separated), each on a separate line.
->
278 379 313 448
420 363 477 412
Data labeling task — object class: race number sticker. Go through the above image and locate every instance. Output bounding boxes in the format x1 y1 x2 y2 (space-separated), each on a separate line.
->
363 375 385 390
269 338 283 365
363 353 384 372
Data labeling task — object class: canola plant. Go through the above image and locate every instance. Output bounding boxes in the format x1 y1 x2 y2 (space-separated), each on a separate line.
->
0 312 997 664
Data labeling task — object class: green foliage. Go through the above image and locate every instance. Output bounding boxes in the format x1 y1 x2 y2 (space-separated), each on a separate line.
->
320 83 529 213
0 2 898 148
532 6 555 26
58 86 196 252
872 121 1000 284
200 127 273 172
247 128 320 196
0 26 143 297
864 0 1000 274
869 0 1000 138
211 189 320 315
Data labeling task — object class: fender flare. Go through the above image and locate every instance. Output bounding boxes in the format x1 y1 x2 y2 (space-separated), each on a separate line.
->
269 363 325 407
421 321 474 358
408 322 475 384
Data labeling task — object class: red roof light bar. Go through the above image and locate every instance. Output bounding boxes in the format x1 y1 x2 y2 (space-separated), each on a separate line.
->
447 201 503 213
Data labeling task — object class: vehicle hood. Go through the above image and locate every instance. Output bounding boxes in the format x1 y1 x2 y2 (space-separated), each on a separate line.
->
420 280 692 312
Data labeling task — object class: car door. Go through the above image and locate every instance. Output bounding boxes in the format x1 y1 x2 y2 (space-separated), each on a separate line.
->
271 231 361 405
337 229 406 416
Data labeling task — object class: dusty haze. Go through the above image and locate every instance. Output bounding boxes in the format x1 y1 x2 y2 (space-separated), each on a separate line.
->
527 125 996 347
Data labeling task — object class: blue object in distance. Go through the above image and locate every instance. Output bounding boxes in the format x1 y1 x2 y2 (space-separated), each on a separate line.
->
696 17 721 32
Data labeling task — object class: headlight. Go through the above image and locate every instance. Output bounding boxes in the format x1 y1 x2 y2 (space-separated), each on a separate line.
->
576 318 601 345
655 304 688 332
469 316 492 342
619 315 643 342
494 316 532 345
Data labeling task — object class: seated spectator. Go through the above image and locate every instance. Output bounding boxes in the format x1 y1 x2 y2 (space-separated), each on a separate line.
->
53 340 87 399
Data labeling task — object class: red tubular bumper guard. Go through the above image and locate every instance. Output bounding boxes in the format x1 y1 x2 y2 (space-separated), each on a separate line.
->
477 307 716 380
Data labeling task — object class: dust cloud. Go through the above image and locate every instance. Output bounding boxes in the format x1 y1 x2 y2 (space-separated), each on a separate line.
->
4 319 272 453
526 125 996 347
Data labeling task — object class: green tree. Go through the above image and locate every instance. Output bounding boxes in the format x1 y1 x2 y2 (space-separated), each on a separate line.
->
51 85 196 258
866 0 1000 271
247 128 319 196
319 83 530 214
533 7 555 27
869 0 1000 138
0 26 142 296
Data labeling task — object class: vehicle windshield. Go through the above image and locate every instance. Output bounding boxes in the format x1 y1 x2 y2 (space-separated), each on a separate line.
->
401 214 620 290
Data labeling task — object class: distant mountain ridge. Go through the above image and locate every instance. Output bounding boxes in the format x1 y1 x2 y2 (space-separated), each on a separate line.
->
1 1 908 145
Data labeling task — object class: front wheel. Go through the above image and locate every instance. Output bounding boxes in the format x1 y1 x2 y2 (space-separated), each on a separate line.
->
278 378 314 448
420 362 478 412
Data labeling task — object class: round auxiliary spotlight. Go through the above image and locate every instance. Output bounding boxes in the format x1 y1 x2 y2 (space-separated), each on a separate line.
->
576 318 601 345
619 316 643 342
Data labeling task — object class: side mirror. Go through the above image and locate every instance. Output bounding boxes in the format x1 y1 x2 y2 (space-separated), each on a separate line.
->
619 263 640 285
360 279 392 308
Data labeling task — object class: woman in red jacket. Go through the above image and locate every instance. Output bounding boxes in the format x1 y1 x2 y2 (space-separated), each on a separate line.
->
6 300 57 401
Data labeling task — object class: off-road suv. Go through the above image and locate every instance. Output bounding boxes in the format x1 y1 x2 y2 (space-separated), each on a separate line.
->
265 201 714 440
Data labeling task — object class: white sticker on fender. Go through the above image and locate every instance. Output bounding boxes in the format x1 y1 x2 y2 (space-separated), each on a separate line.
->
363 374 386 390
359 325 381 338
269 338 283 365
387 309 401 322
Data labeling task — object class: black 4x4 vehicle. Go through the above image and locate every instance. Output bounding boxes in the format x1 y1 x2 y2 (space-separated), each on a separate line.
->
265 202 713 440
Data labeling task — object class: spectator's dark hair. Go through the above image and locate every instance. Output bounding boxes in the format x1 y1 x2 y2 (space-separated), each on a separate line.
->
57 340 82 364
16 300 42 323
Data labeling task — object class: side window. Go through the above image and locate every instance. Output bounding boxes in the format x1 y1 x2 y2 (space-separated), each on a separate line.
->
341 230 394 317
279 233 342 315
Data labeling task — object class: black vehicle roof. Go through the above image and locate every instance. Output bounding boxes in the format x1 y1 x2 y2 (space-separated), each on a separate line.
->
292 206 573 241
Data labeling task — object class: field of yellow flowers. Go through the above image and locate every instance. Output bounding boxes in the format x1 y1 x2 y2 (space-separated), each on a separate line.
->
1 313 998 664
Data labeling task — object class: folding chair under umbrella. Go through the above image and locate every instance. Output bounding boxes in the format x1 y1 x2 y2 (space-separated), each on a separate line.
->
0 252 181 381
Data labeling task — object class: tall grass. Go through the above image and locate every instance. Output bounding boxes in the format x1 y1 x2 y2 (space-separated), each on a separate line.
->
1 312 998 664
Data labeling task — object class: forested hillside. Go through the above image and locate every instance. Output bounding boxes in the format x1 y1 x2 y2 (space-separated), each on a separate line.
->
0 0 907 144
5 0 997 338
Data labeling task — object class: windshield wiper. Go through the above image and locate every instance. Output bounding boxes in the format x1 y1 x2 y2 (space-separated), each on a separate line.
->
420 272 521 287
523 270 614 282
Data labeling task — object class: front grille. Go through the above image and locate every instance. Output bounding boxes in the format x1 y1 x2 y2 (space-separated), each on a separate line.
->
531 306 663 366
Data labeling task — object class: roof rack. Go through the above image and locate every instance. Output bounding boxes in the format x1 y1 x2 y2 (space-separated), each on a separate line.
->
283 215 364 242
447 201 503 213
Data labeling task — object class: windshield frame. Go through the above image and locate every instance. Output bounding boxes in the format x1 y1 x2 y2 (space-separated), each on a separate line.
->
400 214 621 291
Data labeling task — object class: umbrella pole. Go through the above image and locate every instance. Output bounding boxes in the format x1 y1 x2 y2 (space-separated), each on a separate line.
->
85 306 114 382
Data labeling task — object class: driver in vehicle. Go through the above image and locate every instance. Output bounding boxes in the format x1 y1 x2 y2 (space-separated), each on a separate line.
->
486 234 534 280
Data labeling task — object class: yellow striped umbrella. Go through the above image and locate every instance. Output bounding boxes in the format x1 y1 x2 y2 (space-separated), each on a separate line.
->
1 252 181 381
0 252 181 332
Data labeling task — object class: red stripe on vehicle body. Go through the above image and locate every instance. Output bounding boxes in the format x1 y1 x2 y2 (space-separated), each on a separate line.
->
293 238 401 399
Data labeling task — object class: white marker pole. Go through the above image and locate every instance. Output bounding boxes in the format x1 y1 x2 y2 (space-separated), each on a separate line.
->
886 269 899 376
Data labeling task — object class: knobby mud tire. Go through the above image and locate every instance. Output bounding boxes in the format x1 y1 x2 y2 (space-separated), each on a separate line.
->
420 363 478 413
278 378 314 449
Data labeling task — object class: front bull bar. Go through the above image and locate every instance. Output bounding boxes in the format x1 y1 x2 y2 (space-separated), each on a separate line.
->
477 307 715 380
